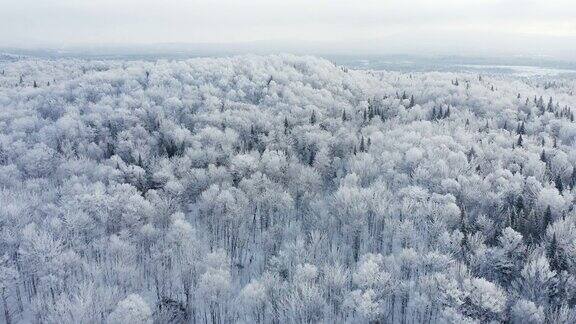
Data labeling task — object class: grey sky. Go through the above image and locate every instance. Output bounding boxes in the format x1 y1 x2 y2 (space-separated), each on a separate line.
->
1 0 575 59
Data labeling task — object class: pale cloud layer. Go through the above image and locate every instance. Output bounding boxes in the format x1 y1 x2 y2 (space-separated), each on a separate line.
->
1 0 575 58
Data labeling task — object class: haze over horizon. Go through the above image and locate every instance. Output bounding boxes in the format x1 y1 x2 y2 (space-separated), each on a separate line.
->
1 0 575 60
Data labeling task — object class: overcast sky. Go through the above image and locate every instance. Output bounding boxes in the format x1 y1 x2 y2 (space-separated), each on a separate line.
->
1 0 575 59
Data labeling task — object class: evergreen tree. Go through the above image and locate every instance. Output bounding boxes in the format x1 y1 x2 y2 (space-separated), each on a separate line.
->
308 150 315 166
540 150 547 164
368 106 374 120
555 175 564 193
547 97 554 112
284 117 289 134
517 134 523 147
517 122 525 135
310 110 316 125
543 206 553 231
538 96 544 109
459 206 471 266
547 234 568 273
466 147 476 162
515 196 525 219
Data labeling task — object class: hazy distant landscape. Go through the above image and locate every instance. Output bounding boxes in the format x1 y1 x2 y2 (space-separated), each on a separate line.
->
4 44 576 77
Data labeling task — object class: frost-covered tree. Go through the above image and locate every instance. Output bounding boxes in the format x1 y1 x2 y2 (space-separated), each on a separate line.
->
108 294 152 324
0 54 575 322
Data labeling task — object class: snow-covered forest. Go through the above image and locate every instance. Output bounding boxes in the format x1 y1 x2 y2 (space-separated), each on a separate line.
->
1 54 576 323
